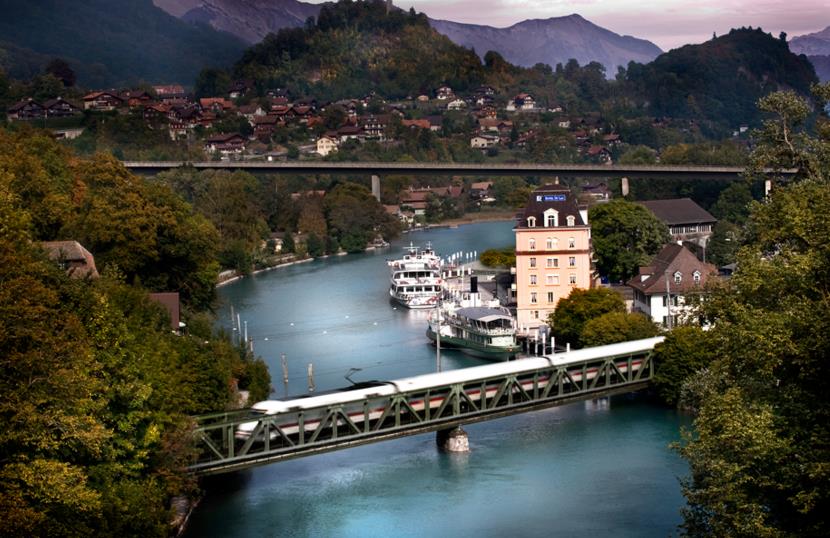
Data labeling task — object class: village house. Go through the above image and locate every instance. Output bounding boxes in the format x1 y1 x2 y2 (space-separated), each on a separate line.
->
470 181 494 200
425 115 443 132
579 183 612 203
416 94 430 103
120 89 155 108
199 97 235 113
43 97 82 118
316 134 339 156
470 135 499 149
628 243 717 327
83 91 123 111
337 125 365 143
41 240 99 279
514 185 594 331
7 98 45 120
640 198 717 248
253 115 280 140
478 118 513 133
204 133 246 159
446 98 466 111
585 145 612 164
238 103 266 122
435 85 454 100
506 92 537 112
402 118 431 130
360 114 390 141
229 79 253 99
152 85 187 103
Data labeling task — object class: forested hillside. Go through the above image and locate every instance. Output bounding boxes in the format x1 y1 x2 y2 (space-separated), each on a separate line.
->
0 0 246 87
0 127 270 536
233 1 487 100
625 28 818 127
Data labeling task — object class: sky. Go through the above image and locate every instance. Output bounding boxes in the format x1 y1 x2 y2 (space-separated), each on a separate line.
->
308 0 830 51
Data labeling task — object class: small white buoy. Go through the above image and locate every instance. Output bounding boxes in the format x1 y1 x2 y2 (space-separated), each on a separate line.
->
290 322 294 326
264 337 269 341
323 330 327 334
345 315 349 319
373 322 378 325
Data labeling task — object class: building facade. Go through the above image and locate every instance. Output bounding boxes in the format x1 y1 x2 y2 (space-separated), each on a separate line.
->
514 185 593 331
627 243 717 327
640 198 717 247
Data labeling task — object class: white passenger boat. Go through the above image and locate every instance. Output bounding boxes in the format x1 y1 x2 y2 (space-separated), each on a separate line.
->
387 242 441 270
389 262 443 309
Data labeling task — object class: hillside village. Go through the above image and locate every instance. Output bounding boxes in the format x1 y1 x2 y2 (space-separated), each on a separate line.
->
6 78 743 166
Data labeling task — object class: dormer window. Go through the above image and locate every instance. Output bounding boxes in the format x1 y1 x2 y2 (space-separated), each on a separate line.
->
543 208 558 227
674 271 682 284
693 271 701 283
566 215 576 227
527 216 536 228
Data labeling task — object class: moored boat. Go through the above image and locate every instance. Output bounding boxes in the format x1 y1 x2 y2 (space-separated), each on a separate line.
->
427 301 519 360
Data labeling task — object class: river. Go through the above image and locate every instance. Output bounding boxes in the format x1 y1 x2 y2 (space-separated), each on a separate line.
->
185 221 689 538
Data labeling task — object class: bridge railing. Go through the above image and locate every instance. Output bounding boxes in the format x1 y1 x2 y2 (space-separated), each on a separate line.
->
189 348 655 475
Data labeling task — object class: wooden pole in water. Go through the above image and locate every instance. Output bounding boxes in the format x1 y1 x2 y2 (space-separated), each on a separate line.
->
281 353 289 398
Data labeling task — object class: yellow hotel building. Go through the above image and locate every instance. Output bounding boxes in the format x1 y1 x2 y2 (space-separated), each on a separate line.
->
514 185 593 331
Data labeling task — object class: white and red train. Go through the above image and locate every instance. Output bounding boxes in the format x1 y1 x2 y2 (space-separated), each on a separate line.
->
236 336 664 440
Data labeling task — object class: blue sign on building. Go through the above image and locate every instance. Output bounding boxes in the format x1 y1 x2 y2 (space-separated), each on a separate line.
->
537 194 566 202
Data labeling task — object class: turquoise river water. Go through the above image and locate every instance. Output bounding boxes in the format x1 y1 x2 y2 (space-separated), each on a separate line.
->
184 221 689 538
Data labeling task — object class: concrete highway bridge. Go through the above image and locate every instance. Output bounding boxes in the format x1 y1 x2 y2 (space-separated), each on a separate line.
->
123 160 797 181
190 337 663 476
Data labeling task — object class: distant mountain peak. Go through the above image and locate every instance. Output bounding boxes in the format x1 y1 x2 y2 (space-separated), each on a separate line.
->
790 25 830 56
430 14 661 74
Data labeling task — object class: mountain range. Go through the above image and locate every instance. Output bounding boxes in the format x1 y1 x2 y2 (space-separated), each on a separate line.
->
153 0 662 75
429 15 661 74
790 26 830 81
0 0 246 87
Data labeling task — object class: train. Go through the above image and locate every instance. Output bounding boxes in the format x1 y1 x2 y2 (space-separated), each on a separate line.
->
236 336 664 440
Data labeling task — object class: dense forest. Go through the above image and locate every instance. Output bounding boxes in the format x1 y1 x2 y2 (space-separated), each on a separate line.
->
0 0 245 87
0 128 270 536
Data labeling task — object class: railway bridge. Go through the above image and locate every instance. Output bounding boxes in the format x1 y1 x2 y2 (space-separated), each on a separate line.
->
189 337 663 476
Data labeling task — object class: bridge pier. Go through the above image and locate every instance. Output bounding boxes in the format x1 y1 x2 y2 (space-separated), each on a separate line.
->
437 426 470 453
371 175 381 202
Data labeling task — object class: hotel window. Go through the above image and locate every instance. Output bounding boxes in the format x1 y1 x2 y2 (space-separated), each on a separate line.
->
546 257 553 268
547 292 554 303
531 292 537 304
529 257 536 268
546 275 554 285
527 216 536 227
530 274 537 285
568 237 575 249
546 237 553 249
569 256 576 267
533 310 539 319
529 238 536 250
566 215 575 226
569 274 577 285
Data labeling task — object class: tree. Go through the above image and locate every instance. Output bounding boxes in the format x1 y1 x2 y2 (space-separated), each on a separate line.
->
589 199 670 282
44 58 76 87
194 67 231 98
650 326 716 406
677 84 830 537
580 312 659 347
706 220 741 267
549 288 625 348
710 181 754 224
618 145 657 164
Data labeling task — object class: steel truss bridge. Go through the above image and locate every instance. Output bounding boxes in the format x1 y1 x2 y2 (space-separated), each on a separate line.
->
123 161 797 180
189 337 663 476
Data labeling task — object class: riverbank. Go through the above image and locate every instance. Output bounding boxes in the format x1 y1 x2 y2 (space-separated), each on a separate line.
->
216 211 514 286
